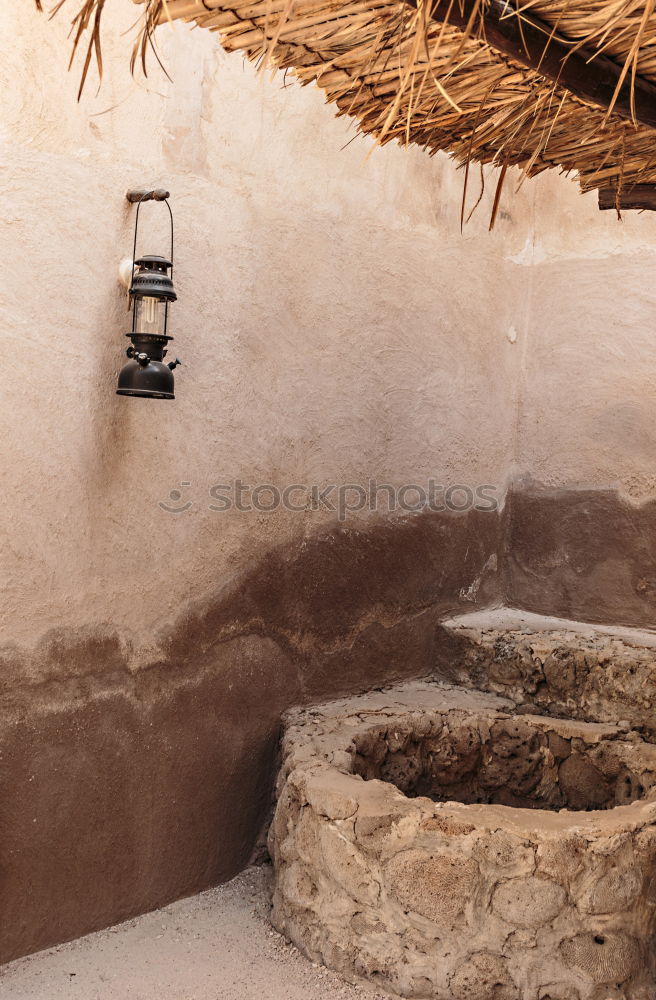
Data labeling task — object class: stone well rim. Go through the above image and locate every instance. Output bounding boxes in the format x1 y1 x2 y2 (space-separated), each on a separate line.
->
290 682 656 830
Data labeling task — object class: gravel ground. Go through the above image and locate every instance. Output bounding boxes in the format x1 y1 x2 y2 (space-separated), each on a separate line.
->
0 866 387 1000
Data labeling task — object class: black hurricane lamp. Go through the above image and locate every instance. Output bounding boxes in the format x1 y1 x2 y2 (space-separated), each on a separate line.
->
117 189 182 399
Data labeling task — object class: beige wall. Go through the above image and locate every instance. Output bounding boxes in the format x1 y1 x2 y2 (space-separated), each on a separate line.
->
513 172 656 502
501 173 656 631
3 2 654 653
1 1 526 657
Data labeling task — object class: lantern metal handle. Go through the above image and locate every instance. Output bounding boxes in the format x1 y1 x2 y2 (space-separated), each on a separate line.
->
127 189 175 288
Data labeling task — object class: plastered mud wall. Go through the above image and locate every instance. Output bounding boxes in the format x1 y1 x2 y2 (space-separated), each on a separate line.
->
503 486 656 630
0 3 523 656
0 1 519 962
515 173 656 505
0 512 501 963
506 174 656 631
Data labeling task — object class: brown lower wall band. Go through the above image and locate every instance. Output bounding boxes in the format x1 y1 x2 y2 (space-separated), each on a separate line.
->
504 485 656 630
0 510 501 963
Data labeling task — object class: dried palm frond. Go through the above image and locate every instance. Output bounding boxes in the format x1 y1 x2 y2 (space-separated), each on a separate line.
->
36 0 166 97
38 0 656 201
39 0 107 97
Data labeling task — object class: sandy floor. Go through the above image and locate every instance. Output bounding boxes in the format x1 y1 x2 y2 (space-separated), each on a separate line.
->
0 866 385 1000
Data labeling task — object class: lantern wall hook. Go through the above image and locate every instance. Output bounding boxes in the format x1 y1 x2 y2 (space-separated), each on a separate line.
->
116 188 181 400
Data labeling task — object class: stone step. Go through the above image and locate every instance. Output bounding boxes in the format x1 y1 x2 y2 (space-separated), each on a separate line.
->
436 606 656 736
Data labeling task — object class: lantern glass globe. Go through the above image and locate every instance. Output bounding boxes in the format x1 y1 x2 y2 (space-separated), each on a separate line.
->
134 295 167 336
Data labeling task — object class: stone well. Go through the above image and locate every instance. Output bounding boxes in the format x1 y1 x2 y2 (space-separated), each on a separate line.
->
268 682 656 1000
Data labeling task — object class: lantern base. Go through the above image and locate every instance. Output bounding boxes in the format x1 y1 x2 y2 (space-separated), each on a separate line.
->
117 355 176 399
116 388 175 400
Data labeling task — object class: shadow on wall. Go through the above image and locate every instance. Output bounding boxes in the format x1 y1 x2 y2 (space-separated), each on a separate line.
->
0 508 501 964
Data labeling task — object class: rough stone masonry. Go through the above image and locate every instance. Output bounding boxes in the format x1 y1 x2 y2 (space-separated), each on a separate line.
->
269 682 656 1000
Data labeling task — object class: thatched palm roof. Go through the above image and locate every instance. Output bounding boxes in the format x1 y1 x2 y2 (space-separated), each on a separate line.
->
46 1 656 211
